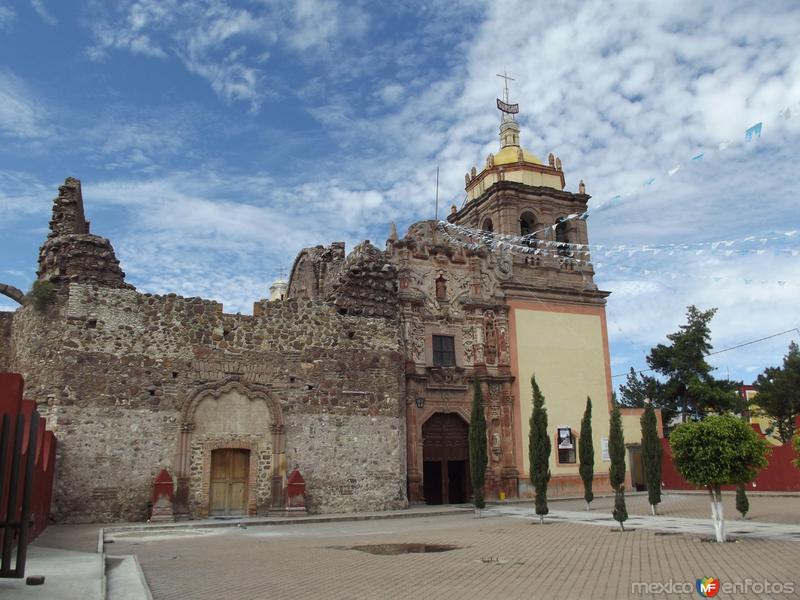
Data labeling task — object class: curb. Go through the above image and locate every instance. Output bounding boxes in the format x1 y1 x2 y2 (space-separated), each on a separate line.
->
102 506 474 535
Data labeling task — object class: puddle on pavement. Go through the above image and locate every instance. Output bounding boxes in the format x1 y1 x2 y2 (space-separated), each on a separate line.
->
342 543 462 555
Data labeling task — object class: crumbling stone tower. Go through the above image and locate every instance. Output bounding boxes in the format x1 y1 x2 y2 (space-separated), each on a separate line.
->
36 177 130 290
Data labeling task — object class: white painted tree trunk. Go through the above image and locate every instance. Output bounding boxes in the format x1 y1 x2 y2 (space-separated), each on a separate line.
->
650 504 655 516
586 501 590 512
708 487 726 542
716 488 726 542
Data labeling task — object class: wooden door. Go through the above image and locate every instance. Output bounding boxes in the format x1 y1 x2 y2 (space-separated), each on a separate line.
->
209 449 250 516
422 413 469 504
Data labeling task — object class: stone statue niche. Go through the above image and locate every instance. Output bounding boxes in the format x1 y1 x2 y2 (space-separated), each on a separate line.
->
435 276 447 301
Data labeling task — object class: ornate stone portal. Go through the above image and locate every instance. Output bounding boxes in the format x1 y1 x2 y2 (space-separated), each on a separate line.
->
173 379 286 517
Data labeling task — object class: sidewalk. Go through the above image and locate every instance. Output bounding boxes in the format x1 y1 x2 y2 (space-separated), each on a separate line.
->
489 504 800 542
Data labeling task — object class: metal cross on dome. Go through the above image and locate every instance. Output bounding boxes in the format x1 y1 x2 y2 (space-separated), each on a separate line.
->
496 69 519 116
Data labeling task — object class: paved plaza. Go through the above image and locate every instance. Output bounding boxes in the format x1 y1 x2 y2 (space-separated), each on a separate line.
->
28 492 798 600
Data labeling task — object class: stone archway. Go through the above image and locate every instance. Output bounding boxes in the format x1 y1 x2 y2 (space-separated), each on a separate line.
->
0 283 24 305
421 413 470 505
173 379 286 518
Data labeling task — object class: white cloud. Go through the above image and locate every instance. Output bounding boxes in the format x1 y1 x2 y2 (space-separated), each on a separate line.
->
0 2 14 29
29 0 57 25
0 70 48 140
4 0 798 378
285 0 369 52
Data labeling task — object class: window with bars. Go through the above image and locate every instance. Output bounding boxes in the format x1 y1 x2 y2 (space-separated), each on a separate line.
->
432 335 456 367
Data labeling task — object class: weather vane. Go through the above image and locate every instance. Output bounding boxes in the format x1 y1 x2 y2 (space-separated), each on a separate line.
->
496 69 519 116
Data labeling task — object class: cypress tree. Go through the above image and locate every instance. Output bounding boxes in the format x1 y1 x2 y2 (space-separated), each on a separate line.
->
529 375 550 524
578 396 594 510
609 404 628 530
640 402 662 515
469 378 488 512
736 483 749 518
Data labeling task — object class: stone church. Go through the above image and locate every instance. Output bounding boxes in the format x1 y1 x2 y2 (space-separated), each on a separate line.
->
0 101 650 522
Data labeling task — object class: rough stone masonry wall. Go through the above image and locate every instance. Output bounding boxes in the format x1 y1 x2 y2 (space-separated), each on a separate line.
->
0 311 13 371
327 241 398 318
11 284 406 522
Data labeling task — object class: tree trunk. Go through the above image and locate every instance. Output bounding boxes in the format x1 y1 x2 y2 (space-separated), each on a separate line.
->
539 514 544 525
586 501 590 512
650 504 655 516
708 486 726 542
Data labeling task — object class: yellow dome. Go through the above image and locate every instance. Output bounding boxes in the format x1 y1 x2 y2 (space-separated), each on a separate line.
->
493 145 542 166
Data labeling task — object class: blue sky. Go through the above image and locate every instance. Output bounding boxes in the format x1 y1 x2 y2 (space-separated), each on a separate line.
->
1 0 799 387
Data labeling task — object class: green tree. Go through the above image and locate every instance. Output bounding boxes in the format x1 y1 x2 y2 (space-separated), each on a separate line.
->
622 306 742 428
608 404 627 530
736 483 749 518
26 280 55 311
469 378 488 512
754 342 800 443
793 433 800 470
669 415 768 542
640 403 662 515
578 397 594 510
529 375 550 524
618 367 661 409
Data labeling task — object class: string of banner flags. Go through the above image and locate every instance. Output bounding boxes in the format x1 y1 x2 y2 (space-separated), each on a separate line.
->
437 97 800 279
437 221 799 263
452 97 800 244
437 221 800 288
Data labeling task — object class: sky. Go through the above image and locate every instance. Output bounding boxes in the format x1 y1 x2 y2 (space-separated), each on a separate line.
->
0 0 798 388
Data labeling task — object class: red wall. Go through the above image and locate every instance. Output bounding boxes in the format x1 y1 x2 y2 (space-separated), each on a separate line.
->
661 418 800 492
0 373 57 541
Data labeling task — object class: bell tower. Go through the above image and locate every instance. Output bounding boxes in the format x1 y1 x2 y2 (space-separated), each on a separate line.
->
447 76 601 298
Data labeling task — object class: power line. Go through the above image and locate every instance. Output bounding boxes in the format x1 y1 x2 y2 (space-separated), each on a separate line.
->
611 327 800 379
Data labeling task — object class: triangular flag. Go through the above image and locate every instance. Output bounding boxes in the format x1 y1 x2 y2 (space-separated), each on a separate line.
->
745 122 763 141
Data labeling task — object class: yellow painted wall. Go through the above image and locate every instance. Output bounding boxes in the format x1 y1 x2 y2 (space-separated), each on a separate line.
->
513 306 643 477
468 169 563 200
745 389 782 446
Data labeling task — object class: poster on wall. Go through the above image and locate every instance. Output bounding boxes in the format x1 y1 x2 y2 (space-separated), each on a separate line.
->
557 427 573 449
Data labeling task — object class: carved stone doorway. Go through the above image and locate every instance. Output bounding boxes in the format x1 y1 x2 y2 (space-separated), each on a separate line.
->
422 413 469 504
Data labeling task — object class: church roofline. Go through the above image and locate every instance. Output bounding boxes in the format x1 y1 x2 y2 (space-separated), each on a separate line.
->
465 158 565 195
448 180 591 224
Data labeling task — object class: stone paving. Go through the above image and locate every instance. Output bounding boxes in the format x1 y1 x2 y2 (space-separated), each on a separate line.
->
97 494 800 600
490 505 800 542
26 494 800 600
551 490 800 524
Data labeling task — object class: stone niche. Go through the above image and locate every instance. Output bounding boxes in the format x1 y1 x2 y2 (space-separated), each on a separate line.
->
175 380 286 518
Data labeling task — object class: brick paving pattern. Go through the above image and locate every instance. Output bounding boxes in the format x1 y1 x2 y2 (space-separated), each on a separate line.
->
551 491 800 525
104 499 799 600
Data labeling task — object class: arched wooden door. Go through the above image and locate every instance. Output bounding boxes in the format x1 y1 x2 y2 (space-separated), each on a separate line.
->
422 413 469 505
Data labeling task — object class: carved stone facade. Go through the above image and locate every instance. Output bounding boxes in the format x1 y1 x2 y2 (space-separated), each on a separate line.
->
387 221 520 502
0 102 649 519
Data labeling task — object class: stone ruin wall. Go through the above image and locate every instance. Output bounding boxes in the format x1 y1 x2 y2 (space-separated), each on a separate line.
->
0 311 13 371
10 283 406 522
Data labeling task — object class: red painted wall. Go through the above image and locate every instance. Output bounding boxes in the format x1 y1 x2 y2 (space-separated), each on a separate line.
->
661 417 800 492
0 373 57 542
